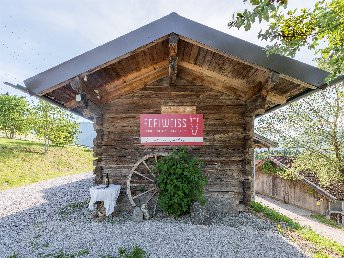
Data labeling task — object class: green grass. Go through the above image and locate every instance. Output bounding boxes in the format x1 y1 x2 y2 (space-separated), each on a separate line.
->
58 200 89 219
251 201 344 257
117 246 146 258
0 137 94 190
250 201 301 229
37 249 90 257
310 214 344 231
101 246 146 258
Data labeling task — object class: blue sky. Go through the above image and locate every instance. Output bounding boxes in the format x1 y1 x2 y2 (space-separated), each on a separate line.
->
0 0 318 101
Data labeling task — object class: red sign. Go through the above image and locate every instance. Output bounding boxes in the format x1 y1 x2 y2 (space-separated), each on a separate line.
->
140 114 203 145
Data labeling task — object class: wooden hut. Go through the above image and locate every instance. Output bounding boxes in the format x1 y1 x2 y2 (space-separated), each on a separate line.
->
23 13 329 212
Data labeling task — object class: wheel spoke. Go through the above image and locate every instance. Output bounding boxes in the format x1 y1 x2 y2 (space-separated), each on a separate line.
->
130 183 155 187
143 160 151 173
132 188 156 200
146 190 158 204
153 197 158 216
133 170 154 182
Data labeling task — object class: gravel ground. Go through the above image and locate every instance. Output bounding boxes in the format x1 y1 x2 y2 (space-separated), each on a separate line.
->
0 173 307 258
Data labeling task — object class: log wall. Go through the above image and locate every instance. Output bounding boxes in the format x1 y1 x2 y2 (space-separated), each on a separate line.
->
255 168 329 214
94 77 254 211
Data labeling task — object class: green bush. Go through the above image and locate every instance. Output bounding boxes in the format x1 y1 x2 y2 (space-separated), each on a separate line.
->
116 246 146 258
260 160 298 180
154 147 207 217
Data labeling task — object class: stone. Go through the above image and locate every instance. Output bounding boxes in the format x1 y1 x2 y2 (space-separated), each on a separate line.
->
190 197 238 225
132 207 143 222
190 202 212 225
141 204 150 220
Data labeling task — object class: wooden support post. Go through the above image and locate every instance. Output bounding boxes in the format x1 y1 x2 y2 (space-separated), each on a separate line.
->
242 115 255 205
243 83 269 205
93 114 104 184
168 33 178 86
246 91 267 116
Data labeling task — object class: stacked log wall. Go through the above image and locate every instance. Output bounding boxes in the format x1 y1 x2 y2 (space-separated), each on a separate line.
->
94 77 254 210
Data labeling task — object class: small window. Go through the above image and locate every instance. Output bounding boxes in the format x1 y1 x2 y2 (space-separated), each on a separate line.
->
329 201 343 212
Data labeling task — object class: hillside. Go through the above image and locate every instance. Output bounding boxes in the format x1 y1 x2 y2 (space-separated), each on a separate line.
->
0 138 94 190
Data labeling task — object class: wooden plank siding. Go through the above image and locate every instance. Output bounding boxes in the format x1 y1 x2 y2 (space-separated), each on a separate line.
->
93 77 254 209
255 168 329 214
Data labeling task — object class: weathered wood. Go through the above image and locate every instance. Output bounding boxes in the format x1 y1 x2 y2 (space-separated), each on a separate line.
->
101 61 168 103
179 36 316 90
179 61 249 92
168 33 179 86
178 66 247 100
241 114 254 205
245 88 268 116
267 92 287 104
93 77 248 208
71 76 103 107
161 105 196 114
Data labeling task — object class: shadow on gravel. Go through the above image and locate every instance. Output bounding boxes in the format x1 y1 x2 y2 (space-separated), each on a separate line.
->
0 178 93 225
0 177 307 258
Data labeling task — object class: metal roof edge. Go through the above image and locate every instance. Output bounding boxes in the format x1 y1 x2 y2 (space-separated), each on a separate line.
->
260 74 344 116
24 12 329 95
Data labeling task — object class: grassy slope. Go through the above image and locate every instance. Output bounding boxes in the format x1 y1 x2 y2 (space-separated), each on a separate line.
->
0 138 94 191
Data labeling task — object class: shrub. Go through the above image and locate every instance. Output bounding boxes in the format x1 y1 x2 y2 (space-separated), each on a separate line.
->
117 246 146 258
154 147 207 217
260 160 298 180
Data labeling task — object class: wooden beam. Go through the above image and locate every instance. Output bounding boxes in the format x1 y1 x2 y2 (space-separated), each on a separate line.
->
180 36 318 90
264 71 279 90
178 65 247 100
65 77 102 118
168 33 178 86
179 61 249 92
100 60 167 93
246 71 286 105
267 92 287 104
70 77 102 107
245 90 267 116
101 61 168 103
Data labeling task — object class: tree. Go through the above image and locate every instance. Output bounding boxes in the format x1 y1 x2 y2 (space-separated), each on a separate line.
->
229 0 344 80
32 100 79 153
0 94 32 138
256 85 344 185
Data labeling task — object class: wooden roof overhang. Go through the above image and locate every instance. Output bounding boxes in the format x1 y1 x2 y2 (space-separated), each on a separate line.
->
253 133 278 149
23 13 330 120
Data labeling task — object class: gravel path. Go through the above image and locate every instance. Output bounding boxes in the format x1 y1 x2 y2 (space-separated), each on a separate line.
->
256 194 344 245
0 173 307 258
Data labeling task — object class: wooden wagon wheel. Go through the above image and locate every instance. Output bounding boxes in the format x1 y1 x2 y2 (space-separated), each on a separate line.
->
127 153 168 218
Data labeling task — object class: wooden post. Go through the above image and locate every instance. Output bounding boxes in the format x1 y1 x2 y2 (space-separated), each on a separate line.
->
243 87 269 205
168 33 178 86
242 115 254 205
93 114 104 184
